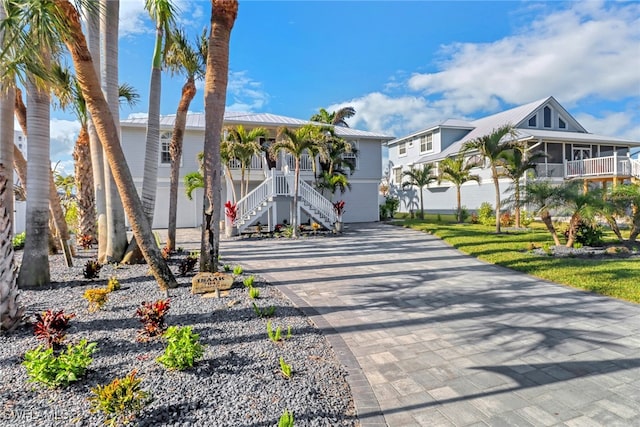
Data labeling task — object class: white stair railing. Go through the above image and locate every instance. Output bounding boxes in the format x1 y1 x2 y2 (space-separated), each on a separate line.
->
298 180 337 228
233 175 274 229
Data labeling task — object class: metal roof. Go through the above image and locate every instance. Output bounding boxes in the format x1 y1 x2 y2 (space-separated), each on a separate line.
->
121 111 394 140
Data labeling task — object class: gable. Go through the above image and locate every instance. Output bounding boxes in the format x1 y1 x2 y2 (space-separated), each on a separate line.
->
516 97 587 133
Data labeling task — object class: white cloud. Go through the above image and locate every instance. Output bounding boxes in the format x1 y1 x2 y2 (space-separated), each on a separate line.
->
49 119 80 165
120 0 200 38
407 2 640 116
576 111 640 142
226 70 269 112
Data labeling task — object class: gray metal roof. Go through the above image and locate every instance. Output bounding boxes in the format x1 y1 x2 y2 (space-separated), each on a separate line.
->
121 111 394 140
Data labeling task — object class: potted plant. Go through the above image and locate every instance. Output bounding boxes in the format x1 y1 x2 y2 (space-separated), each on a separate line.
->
225 201 238 237
333 200 345 232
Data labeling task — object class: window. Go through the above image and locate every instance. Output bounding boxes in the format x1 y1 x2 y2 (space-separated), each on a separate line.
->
394 167 402 184
342 141 358 170
398 141 407 156
558 118 566 129
18 136 22 141
543 106 551 128
528 115 537 127
420 133 433 153
160 131 172 164
546 143 563 163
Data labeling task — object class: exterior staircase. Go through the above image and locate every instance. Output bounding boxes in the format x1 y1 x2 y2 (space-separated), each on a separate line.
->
233 169 337 233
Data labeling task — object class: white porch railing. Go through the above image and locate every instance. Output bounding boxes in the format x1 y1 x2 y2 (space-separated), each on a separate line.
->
631 158 640 179
564 153 634 179
228 154 263 170
298 180 338 227
282 153 314 171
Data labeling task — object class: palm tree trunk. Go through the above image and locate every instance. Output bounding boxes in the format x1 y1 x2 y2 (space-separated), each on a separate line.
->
292 159 300 238
17 77 50 287
87 2 107 260
456 185 462 223
167 78 196 251
200 0 237 273
57 0 177 291
0 95 13 226
0 165 24 331
73 125 96 244
603 215 623 241
492 165 501 233
540 210 561 246
565 214 581 248
514 182 521 228
101 0 128 263
419 187 424 220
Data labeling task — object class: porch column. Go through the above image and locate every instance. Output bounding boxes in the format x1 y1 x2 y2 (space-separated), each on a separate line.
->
583 179 588 194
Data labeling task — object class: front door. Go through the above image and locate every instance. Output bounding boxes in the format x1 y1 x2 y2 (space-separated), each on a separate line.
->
572 145 591 161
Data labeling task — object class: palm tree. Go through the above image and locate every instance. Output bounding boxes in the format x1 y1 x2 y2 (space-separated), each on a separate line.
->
608 183 640 242
438 154 481 223
224 125 268 199
165 28 206 251
521 180 563 246
462 124 516 233
271 125 324 238
310 106 356 127
0 164 23 331
140 0 177 227
5 0 177 291
402 164 437 220
200 0 238 273
317 171 351 199
500 145 546 228
0 3 14 226
558 181 599 248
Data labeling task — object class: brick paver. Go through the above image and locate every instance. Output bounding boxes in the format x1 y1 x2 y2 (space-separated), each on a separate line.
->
174 223 640 426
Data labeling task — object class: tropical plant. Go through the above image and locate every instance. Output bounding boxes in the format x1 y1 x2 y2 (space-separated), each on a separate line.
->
83 288 109 313
462 124 517 232
233 265 243 276
166 28 207 251
136 299 171 341
267 321 292 343
477 202 495 227
252 303 276 318
2 0 177 290
402 164 437 220
557 181 600 248
271 125 327 238
278 410 295 427
33 310 75 349
22 339 97 388
89 370 151 427
499 145 546 228
279 357 292 379
12 231 25 250
223 125 268 199
199 0 238 274
438 154 481 223
225 200 237 223
106 276 120 292
243 275 255 288
333 200 346 222
248 286 260 299
317 171 351 198
607 183 640 242
310 106 355 127
157 326 204 370
521 180 563 246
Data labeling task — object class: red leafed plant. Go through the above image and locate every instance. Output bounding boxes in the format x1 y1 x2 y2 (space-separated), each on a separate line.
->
34 310 75 349
225 201 237 222
333 200 346 219
135 299 170 341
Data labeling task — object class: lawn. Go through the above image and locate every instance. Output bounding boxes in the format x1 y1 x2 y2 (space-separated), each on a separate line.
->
397 215 640 304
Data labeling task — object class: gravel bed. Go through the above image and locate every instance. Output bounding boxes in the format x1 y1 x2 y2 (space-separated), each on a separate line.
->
1 250 358 427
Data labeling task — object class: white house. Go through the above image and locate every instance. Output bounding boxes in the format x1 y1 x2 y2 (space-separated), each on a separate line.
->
13 130 26 235
387 96 640 214
120 111 394 231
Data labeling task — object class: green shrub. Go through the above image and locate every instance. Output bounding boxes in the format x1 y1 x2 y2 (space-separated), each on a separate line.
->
89 370 151 427
12 232 26 250
564 220 604 247
278 410 294 427
23 339 97 388
520 210 534 227
249 286 260 299
157 326 204 370
267 321 292 343
478 202 494 226
233 265 243 276
459 206 469 223
243 275 255 288
223 264 232 272
279 357 292 379
252 303 276 318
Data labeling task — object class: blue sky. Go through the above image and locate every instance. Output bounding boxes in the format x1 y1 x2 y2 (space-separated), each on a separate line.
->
49 0 640 172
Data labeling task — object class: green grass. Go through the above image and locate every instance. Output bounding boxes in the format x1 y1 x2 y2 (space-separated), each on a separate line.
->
399 219 640 303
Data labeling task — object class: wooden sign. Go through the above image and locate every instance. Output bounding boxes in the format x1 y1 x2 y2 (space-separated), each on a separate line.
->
191 272 234 294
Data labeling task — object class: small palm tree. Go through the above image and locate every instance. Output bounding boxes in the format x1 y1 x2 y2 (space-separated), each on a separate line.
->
317 171 351 199
310 106 355 128
521 180 563 246
500 145 547 228
224 125 268 199
558 181 600 248
607 183 640 242
463 124 517 233
271 125 325 237
438 154 481 223
402 164 437 220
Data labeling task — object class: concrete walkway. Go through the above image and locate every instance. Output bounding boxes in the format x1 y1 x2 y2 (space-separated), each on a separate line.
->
217 223 640 426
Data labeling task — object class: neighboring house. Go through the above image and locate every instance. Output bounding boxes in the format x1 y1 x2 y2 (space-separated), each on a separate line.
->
13 130 26 235
387 96 640 214
120 111 394 231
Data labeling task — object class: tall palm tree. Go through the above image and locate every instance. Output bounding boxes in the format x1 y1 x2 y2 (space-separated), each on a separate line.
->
200 0 238 273
0 164 23 331
165 28 206 251
0 2 14 226
5 0 177 291
224 125 268 199
521 180 563 246
140 0 177 227
310 106 356 127
271 125 324 238
438 154 481 223
402 164 437 220
101 0 128 263
499 145 546 228
462 124 516 233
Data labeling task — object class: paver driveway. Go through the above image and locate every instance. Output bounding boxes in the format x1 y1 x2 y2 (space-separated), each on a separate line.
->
220 222 640 426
